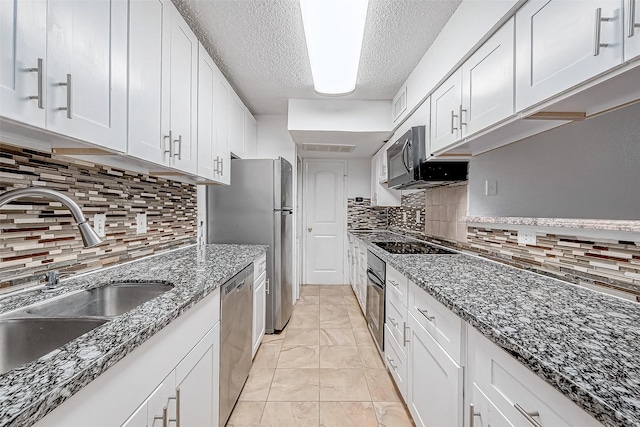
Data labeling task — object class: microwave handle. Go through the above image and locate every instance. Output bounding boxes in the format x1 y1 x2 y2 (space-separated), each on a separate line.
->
401 139 411 172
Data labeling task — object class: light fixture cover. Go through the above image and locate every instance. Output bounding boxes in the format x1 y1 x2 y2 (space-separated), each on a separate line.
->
300 0 369 96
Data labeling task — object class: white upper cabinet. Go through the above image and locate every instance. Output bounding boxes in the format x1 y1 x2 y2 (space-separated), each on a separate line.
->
515 0 623 112
128 0 197 174
0 0 47 128
228 94 245 158
197 45 220 181
214 78 231 185
244 112 257 159
46 0 127 152
128 0 170 167
431 18 515 155
168 9 198 174
461 17 514 137
430 69 463 154
626 0 640 60
0 0 127 152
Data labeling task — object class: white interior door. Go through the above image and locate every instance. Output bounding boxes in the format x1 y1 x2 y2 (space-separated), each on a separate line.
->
304 160 346 284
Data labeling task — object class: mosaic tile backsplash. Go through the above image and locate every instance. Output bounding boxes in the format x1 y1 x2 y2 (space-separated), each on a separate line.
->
0 145 197 288
346 198 388 230
467 227 640 298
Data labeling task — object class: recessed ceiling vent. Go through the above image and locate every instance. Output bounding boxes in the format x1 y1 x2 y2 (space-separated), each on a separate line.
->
302 143 356 153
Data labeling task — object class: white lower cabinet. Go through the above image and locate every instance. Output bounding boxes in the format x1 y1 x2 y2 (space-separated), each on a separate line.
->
407 312 463 427
33 289 221 427
252 272 266 358
380 267 602 427
468 383 514 427
466 327 602 427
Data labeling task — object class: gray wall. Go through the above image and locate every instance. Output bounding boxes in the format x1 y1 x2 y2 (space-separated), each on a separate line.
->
468 102 640 220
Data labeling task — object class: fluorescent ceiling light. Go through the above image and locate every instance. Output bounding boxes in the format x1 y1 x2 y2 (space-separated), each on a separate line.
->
300 0 369 96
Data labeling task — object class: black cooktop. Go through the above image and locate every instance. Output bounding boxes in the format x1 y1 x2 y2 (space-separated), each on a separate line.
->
373 241 456 255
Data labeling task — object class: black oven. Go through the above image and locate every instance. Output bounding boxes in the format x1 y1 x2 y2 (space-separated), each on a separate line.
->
366 250 386 356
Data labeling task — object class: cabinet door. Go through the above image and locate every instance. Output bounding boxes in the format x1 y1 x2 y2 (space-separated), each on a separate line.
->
121 403 146 427
515 0 623 112
197 46 218 181
462 18 515 137
468 383 514 427
168 8 198 174
46 0 127 151
175 326 217 427
626 0 640 60
252 272 266 358
0 0 47 127
407 313 463 427
148 373 177 427
244 112 257 159
128 0 171 167
430 69 462 154
214 77 230 185
228 94 245 158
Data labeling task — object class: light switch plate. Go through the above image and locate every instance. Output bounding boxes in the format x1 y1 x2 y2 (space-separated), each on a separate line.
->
485 180 497 196
93 214 106 238
517 230 537 246
136 213 147 235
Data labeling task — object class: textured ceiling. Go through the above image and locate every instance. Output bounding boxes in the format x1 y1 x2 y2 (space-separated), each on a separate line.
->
172 0 462 116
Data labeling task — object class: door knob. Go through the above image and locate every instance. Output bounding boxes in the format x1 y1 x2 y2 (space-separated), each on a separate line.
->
307 227 312 232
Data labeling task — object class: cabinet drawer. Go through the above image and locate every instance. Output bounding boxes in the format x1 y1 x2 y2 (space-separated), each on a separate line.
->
384 324 408 399
385 288 408 357
254 253 267 278
386 264 408 307
468 327 602 427
408 281 463 364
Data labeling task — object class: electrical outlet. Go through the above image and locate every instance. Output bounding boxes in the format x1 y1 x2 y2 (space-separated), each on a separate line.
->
416 211 420 224
136 213 147 234
485 180 497 196
403 212 407 222
517 230 537 246
93 214 106 238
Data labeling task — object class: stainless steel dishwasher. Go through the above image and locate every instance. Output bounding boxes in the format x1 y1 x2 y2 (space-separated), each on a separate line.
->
219 264 254 427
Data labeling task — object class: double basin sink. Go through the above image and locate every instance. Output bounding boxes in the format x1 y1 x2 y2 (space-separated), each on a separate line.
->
0 282 174 375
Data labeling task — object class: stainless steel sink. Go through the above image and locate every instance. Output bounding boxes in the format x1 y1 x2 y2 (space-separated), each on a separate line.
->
0 317 108 374
26 282 174 318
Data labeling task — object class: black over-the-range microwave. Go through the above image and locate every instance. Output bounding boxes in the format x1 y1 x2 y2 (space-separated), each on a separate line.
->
386 126 468 189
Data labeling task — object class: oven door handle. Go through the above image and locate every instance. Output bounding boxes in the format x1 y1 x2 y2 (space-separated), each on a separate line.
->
367 269 384 288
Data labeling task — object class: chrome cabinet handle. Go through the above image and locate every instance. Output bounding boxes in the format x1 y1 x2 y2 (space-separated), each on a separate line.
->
594 8 612 56
57 74 72 118
402 322 410 346
459 105 467 129
630 0 640 37
153 406 169 427
220 157 224 176
450 110 459 133
388 279 399 288
173 134 182 160
514 403 542 427
386 355 397 370
214 156 220 174
469 403 481 427
27 58 44 109
417 308 435 321
163 131 173 158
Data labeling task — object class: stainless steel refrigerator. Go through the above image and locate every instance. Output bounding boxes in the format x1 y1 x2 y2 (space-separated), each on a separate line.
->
207 157 294 333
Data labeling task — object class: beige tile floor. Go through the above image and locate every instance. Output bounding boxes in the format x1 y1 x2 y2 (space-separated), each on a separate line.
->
227 285 416 427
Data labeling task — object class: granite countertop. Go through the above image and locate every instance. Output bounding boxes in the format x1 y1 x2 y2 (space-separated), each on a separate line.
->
350 230 640 427
0 243 267 427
